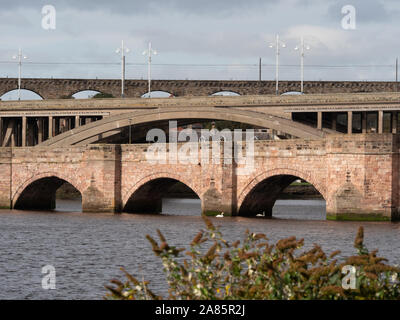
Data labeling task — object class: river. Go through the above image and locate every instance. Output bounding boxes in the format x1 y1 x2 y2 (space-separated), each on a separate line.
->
0 198 398 300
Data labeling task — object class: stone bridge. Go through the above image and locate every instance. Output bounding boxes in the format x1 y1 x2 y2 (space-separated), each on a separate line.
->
1 134 399 221
1 78 400 99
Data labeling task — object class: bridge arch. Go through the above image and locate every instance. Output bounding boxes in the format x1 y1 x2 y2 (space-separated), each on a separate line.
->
72 90 106 99
122 173 201 214
141 91 174 98
0 89 44 101
211 91 241 96
39 107 326 147
13 172 82 210
123 172 201 205
281 91 304 96
238 168 326 217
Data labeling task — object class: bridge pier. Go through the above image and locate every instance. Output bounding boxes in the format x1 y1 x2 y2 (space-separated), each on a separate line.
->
325 134 400 221
81 145 122 213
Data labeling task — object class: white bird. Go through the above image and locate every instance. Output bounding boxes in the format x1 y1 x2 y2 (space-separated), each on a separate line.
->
216 212 224 218
256 211 266 217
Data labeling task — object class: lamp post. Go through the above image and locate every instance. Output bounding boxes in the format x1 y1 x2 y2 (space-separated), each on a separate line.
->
269 35 286 95
143 42 157 98
12 48 28 101
116 40 130 98
294 36 311 94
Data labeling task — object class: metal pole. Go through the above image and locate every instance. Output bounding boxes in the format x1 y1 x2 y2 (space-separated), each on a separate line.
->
121 40 125 98
300 36 304 94
396 57 398 82
18 49 22 101
259 57 262 82
148 42 152 98
275 35 279 95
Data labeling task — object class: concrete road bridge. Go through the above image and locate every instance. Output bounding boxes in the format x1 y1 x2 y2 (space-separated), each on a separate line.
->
1 92 400 147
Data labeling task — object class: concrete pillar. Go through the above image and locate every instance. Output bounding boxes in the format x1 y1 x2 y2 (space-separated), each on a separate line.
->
11 121 16 147
22 116 27 147
378 111 383 134
75 116 80 128
332 113 337 131
392 112 398 134
347 111 353 134
0 117 2 147
362 112 367 134
55 118 60 136
317 112 323 130
11 131 15 147
38 118 43 144
48 116 53 139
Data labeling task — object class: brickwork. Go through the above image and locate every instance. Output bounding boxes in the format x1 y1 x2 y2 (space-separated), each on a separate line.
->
0 134 398 221
1 78 400 99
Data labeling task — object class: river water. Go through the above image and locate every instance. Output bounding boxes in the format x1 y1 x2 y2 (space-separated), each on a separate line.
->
0 198 398 300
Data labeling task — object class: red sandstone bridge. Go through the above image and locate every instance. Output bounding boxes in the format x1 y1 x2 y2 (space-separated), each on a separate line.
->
0 81 400 221
1 135 399 222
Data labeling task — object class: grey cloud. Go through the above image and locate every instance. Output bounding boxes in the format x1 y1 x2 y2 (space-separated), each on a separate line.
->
0 0 274 15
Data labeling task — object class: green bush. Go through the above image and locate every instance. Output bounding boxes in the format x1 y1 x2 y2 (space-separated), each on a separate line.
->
105 218 399 300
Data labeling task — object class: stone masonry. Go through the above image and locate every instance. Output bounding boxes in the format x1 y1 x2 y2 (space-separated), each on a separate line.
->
0 134 398 221
1 78 400 99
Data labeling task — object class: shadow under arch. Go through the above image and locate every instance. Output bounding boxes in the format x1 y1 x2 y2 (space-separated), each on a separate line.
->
238 170 326 218
0 89 44 101
123 177 200 214
13 175 82 211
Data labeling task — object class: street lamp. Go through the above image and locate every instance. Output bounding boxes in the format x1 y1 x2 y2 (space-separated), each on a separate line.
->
294 36 311 94
116 40 130 98
269 35 286 95
143 42 157 98
12 48 28 101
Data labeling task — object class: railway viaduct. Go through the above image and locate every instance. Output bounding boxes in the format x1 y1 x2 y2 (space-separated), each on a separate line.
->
1 78 400 99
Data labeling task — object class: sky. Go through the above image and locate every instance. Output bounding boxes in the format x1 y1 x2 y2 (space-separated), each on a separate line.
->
0 0 400 98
